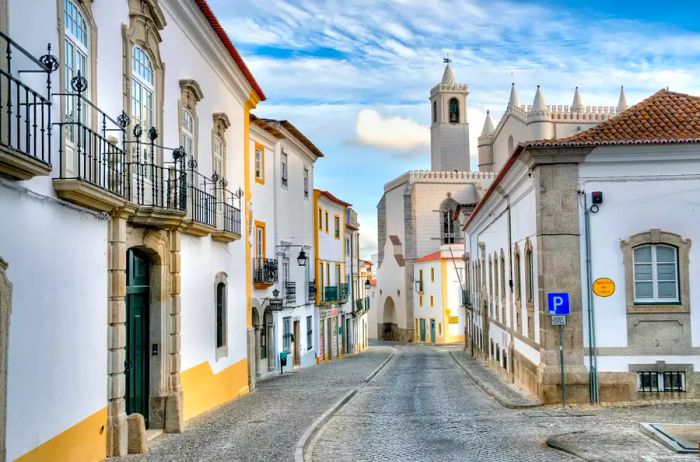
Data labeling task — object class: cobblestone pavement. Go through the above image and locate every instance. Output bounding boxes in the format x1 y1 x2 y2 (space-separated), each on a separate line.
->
310 343 700 462
116 346 394 462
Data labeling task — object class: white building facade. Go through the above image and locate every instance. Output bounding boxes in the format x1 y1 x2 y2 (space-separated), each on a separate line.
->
463 89 700 403
0 0 265 459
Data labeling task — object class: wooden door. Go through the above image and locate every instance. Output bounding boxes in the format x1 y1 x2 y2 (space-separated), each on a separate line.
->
126 249 150 425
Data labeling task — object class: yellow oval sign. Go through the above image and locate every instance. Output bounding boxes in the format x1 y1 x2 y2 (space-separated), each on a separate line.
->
593 278 615 297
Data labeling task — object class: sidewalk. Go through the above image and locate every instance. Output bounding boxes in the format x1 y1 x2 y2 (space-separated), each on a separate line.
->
117 346 395 461
449 349 541 408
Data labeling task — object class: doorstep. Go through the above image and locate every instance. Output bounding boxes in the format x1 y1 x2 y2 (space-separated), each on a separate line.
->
640 423 700 453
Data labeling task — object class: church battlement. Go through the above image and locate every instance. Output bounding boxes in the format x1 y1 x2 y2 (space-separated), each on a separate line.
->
430 82 469 96
384 170 495 192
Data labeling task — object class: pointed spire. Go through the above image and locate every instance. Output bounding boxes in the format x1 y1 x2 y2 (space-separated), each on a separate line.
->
507 82 520 109
481 110 495 136
616 85 629 113
441 63 456 86
571 86 584 112
532 85 546 112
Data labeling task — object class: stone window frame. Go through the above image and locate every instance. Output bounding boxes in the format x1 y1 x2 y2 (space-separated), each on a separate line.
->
488 255 493 316
122 0 165 164
621 229 691 314
211 113 230 180
524 238 535 340
178 80 203 164
215 272 228 360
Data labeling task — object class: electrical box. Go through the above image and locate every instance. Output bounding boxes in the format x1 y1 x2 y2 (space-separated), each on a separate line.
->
591 191 603 204
280 351 287 367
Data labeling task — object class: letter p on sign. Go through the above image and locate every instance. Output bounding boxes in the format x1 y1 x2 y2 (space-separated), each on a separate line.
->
548 292 570 315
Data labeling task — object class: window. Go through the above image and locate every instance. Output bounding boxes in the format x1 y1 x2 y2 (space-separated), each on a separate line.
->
281 151 288 187
306 316 313 350
432 101 437 123
215 273 228 359
303 167 309 198
499 252 506 300
181 108 195 159
448 97 459 123
131 46 155 170
325 211 329 233
318 208 323 230
430 268 435 282
283 317 292 352
514 246 521 301
255 222 265 260
255 143 264 184
419 295 423 306
430 295 434 307
508 135 514 154
334 215 340 239
335 264 341 286
442 210 456 244
633 244 679 303
525 245 534 304
621 230 690 313
213 135 224 178
63 0 90 142
637 371 686 392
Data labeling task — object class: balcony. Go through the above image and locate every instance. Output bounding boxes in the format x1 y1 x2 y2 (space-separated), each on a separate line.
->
211 185 242 242
324 286 339 302
354 296 369 313
308 281 316 303
284 281 296 306
0 31 57 180
462 289 472 308
339 283 349 302
254 258 278 288
181 166 217 236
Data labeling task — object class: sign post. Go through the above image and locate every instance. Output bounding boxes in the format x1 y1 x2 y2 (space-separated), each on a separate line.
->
548 293 570 407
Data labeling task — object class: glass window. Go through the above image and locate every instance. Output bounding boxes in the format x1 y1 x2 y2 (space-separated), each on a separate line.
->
63 0 89 142
255 145 263 181
181 108 194 159
255 225 264 259
213 135 224 177
306 316 313 350
303 167 309 198
633 244 679 303
526 248 534 304
325 212 329 232
448 97 459 123
131 46 155 169
318 208 323 230
334 216 340 239
283 317 291 352
281 151 288 186
514 250 521 301
216 282 226 348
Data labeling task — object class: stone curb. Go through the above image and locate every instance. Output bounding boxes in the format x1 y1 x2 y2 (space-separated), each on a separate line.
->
293 347 397 462
546 431 590 460
449 351 541 409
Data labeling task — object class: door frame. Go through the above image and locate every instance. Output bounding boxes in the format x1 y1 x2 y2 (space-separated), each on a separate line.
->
293 320 300 366
126 248 151 426
430 318 436 344
419 318 426 342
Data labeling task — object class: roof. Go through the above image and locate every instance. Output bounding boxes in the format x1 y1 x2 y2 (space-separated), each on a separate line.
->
416 251 441 262
464 89 700 231
261 119 325 158
317 190 352 207
370 279 377 286
194 0 266 101
525 89 700 148
250 114 284 139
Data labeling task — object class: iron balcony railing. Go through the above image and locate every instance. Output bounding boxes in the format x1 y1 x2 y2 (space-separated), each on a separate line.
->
220 186 242 236
324 285 338 302
254 258 278 285
0 31 57 167
355 296 370 312
462 289 472 308
339 283 349 301
187 163 217 227
285 281 296 305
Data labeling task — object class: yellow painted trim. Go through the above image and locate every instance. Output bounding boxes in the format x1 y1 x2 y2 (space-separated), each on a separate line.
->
313 190 321 305
254 142 265 185
181 358 249 421
245 90 260 329
254 220 266 259
15 407 107 462
334 214 341 240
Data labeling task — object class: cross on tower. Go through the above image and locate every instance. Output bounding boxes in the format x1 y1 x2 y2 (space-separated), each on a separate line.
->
443 54 451 64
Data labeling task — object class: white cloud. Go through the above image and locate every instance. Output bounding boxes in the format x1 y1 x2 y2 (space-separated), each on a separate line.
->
355 109 429 152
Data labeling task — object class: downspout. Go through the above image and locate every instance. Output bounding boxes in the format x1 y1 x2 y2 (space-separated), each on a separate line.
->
505 195 515 382
582 191 599 403
350 230 355 354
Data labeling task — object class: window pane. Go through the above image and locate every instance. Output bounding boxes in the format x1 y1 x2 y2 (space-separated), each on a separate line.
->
635 282 653 299
656 245 675 263
657 263 677 281
658 282 677 299
634 263 652 281
634 246 652 263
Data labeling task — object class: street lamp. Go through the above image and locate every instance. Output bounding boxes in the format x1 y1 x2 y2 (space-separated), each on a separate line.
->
296 249 307 266
268 288 283 311
365 278 371 290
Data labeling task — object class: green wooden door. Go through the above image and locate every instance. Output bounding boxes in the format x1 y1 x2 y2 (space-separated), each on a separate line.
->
430 319 436 344
126 249 150 425
419 319 426 342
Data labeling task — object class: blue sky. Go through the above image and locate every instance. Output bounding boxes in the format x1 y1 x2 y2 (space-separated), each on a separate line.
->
209 0 700 258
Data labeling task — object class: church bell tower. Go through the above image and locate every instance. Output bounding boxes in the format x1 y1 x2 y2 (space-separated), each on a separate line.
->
429 60 470 171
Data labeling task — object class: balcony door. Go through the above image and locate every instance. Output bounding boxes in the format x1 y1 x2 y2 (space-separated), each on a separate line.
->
293 320 300 366
126 248 150 426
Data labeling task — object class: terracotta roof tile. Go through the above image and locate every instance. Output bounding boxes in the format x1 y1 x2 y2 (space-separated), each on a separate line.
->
525 89 700 148
416 251 441 262
318 190 352 207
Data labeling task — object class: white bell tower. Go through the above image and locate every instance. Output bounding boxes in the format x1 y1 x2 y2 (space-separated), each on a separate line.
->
429 60 470 171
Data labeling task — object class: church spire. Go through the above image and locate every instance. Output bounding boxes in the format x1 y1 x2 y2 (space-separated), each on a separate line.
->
507 83 520 109
571 86 584 112
441 63 456 86
616 85 629 113
481 110 495 136
532 85 546 112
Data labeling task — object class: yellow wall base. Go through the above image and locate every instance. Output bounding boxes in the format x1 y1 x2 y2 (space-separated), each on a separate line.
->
181 358 250 421
15 407 107 462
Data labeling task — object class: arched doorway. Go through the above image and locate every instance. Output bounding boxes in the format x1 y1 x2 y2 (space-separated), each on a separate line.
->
126 248 150 425
381 297 398 341
263 308 274 371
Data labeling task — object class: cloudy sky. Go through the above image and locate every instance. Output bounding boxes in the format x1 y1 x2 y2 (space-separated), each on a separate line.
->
209 0 700 259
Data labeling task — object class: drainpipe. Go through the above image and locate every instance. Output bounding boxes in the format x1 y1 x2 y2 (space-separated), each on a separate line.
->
582 191 599 403
349 230 355 354
505 196 515 382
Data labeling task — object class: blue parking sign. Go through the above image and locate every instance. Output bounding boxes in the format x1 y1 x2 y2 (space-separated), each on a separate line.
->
547 293 570 315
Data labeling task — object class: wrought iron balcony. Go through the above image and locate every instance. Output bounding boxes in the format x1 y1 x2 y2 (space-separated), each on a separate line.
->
0 31 57 180
187 164 217 229
339 283 349 302
213 184 242 242
254 258 278 286
324 285 339 302
284 281 296 305
462 289 472 308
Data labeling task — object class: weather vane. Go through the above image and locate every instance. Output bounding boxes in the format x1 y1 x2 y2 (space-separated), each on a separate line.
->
443 53 451 64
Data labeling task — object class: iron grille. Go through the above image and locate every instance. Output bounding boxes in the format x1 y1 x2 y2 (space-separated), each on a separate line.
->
254 258 278 284
285 281 296 305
